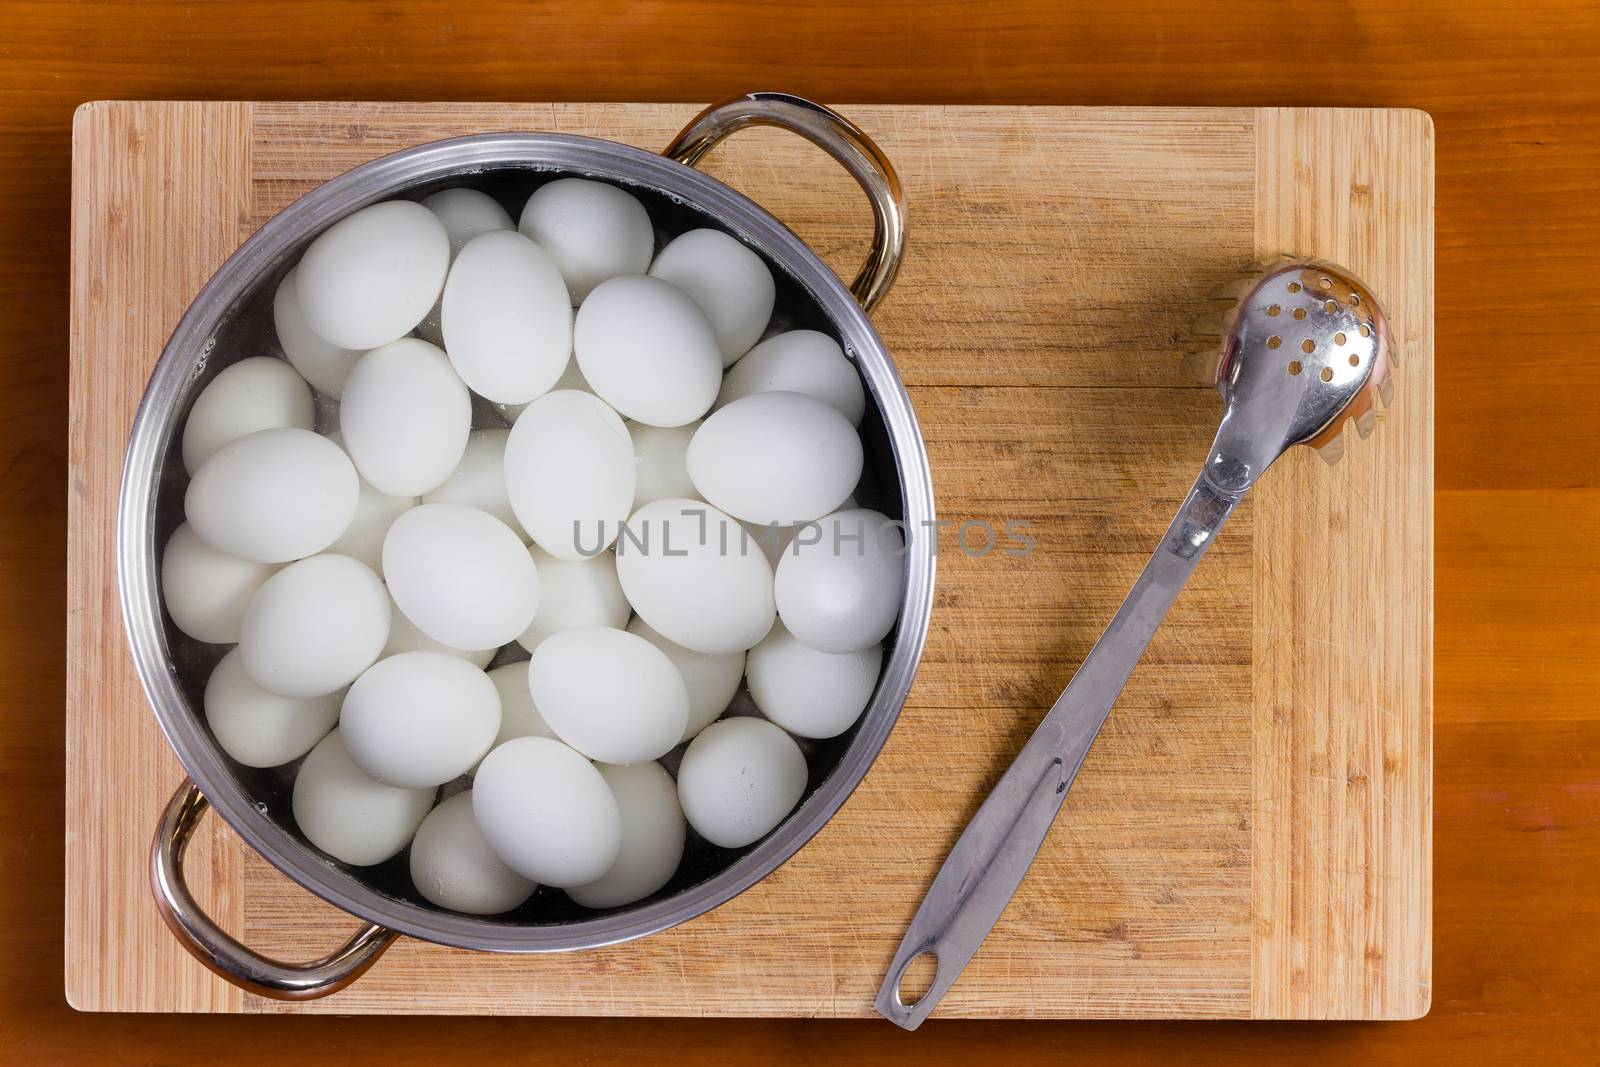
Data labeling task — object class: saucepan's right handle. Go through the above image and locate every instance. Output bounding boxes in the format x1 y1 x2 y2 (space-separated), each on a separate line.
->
150 779 399 1001
664 92 906 313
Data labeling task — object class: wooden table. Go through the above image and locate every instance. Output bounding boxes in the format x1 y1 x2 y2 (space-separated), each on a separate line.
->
5 1 1596 1062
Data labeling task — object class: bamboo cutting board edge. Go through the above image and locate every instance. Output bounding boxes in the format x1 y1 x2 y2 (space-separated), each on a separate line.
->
65 102 1432 1018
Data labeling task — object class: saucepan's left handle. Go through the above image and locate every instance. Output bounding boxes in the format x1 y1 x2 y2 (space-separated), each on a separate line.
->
663 92 906 313
150 779 399 1001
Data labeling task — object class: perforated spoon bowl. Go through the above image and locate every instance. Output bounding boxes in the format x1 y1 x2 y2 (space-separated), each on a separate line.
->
875 260 1393 1030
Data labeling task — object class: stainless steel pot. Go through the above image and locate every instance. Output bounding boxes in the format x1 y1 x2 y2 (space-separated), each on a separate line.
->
120 93 935 1000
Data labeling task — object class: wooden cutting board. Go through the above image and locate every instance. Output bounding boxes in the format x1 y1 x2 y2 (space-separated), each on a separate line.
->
65 102 1432 1018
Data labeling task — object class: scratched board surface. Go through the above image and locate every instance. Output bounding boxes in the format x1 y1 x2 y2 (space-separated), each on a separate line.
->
66 102 1432 1017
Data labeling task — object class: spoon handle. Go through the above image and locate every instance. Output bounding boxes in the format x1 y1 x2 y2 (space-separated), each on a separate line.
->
875 471 1244 1030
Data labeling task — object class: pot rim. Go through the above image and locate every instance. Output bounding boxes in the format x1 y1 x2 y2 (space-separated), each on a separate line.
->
119 127 937 952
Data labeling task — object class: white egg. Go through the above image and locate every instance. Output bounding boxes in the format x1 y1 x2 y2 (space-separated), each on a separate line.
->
292 730 435 866
775 507 904 654
628 421 700 512
715 330 866 426
518 178 654 304
382 503 539 651
416 188 515 345
325 473 416 574
381 592 494 668
487 660 556 746
504 390 635 560
239 554 390 698
442 230 572 404
528 627 688 765
424 187 514 255
409 792 536 915
677 717 807 849
627 616 743 742
273 268 362 397
747 621 883 739
341 651 502 788
649 228 775 366
515 546 629 653
615 498 775 655
185 427 359 564
687 391 862 526
294 200 450 350
573 276 721 427
182 357 315 474
472 736 622 887
340 338 471 497
421 428 525 540
567 762 685 909
161 523 280 644
203 647 339 768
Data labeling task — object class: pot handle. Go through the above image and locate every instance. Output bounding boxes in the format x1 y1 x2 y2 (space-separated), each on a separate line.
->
150 779 399 1001
663 92 906 314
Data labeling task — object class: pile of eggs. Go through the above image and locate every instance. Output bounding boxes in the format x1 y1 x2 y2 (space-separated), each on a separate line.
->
161 176 906 916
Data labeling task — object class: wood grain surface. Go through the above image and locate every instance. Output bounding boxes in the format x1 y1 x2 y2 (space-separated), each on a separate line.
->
6 0 1597 1063
64 101 1430 1019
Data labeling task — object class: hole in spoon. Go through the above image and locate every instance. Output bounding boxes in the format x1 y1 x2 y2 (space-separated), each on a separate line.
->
1320 367 1334 382
1288 360 1303 375
1267 335 1282 349
897 951 940 1008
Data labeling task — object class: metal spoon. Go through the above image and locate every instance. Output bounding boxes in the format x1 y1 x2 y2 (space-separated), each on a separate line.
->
875 260 1394 1030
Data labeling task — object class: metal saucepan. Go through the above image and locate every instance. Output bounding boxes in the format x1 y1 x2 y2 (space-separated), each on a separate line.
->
120 93 935 1000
